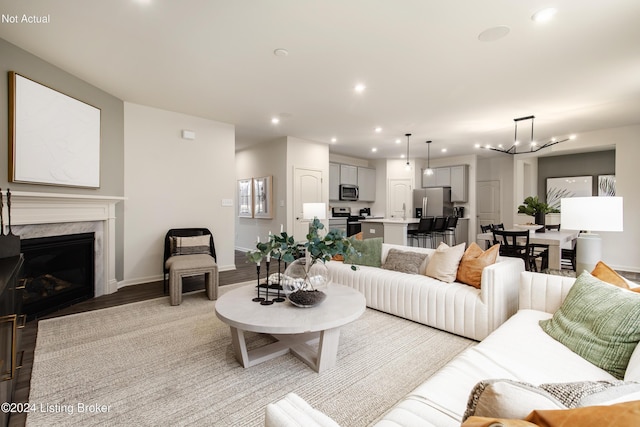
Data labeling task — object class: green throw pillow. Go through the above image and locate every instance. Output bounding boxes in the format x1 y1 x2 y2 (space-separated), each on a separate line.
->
344 237 383 267
539 271 640 379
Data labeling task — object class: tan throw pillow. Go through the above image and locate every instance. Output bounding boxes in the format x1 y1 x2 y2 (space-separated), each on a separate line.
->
424 242 466 283
456 242 500 289
526 400 640 427
591 261 630 289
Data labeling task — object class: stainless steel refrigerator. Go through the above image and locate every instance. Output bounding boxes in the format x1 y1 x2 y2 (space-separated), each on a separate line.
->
413 187 454 218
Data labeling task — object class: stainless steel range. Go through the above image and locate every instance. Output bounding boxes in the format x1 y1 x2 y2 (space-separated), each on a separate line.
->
329 207 349 236
331 207 368 237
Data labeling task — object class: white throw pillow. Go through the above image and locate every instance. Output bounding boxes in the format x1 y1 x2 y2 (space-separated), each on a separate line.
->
424 242 466 283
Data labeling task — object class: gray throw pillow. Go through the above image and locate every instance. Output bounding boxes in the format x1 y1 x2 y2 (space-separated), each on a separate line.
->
382 249 429 275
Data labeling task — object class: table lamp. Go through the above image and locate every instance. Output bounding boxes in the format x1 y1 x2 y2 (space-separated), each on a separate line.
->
561 196 623 274
302 202 327 220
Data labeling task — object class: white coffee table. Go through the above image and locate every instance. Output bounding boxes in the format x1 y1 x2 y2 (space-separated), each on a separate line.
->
215 283 366 373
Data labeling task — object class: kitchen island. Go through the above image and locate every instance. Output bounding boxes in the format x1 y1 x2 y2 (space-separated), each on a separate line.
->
360 218 419 246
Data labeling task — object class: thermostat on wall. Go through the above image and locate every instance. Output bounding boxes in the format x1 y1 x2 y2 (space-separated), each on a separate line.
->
181 129 196 140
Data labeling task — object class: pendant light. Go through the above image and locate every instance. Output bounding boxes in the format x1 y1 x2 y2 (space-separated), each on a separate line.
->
404 133 411 170
483 115 576 155
424 140 434 175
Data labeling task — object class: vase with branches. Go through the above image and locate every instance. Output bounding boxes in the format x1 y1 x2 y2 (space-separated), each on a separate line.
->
247 219 359 306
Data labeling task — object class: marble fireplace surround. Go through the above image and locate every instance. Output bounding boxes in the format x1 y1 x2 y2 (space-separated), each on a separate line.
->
4 191 124 297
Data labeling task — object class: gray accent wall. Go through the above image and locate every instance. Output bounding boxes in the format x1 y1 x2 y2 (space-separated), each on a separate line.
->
0 37 125 279
537 150 615 200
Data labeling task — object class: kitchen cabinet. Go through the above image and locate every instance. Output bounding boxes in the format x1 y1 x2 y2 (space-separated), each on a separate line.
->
329 163 340 201
422 165 468 202
339 164 358 185
450 165 468 202
357 167 376 201
330 163 376 202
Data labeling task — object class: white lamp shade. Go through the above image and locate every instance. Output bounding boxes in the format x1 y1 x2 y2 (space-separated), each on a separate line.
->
302 202 327 220
561 197 623 232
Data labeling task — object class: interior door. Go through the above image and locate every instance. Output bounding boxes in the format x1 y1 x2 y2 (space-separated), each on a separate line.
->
477 180 500 232
387 178 412 219
293 167 323 241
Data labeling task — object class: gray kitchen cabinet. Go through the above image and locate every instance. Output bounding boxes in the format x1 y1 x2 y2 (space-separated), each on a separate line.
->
357 167 376 201
422 166 450 187
450 165 468 202
329 162 340 201
422 165 468 202
340 164 358 185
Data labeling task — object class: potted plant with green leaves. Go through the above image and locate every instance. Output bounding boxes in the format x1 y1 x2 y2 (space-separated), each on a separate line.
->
247 218 358 307
517 196 559 232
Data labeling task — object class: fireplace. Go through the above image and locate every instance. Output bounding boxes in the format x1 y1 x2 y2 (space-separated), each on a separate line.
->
20 233 95 319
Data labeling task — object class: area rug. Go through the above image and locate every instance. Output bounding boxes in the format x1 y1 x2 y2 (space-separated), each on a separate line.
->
27 282 474 426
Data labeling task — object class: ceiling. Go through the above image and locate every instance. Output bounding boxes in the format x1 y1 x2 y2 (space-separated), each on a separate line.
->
1 0 639 161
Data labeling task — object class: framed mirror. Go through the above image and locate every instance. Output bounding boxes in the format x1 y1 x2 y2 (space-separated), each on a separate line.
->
253 176 273 219
237 178 253 218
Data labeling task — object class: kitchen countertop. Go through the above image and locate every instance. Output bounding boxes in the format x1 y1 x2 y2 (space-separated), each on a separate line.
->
360 218 419 224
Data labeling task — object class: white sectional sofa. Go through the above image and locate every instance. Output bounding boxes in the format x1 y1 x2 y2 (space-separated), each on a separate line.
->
327 243 525 341
266 270 640 427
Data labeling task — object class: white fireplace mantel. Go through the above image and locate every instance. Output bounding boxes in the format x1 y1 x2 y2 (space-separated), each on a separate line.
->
3 191 125 295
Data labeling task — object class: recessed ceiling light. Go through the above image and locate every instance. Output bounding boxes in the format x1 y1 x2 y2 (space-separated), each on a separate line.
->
331 137 337 143
474 143 481 149
371 148 377 152
354 83 366 93
273 48 289 57
374 127 382 133
478 26 510 42
395 138 401 144
400 154 405 159
532 8 557 23
569 134 577 140
271 117 280 124
441 148 447 153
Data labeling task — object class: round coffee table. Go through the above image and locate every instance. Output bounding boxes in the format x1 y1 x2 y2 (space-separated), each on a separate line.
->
215 282 366 373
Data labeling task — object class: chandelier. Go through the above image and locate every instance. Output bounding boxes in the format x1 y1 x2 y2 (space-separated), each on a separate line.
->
484 115 575 155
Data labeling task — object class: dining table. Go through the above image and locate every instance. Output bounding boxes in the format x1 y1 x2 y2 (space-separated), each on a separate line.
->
476 229 579 270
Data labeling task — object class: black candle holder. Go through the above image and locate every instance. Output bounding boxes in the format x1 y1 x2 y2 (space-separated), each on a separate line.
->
273 257 285 302
260 260 274 305
252 263 265 302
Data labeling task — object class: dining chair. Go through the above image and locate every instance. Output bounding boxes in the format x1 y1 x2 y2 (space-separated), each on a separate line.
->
480 224 493 249
480 224 493 233
492 229 533 271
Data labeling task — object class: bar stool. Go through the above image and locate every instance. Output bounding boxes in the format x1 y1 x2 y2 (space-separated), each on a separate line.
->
408 216 434 247
430 216 448 248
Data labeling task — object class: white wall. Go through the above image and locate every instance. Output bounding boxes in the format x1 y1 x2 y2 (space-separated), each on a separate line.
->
122 102 236 286
551 125 640 272
235 138 287 251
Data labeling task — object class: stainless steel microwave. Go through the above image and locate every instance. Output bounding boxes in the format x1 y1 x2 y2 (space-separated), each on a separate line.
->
339 184 359 201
